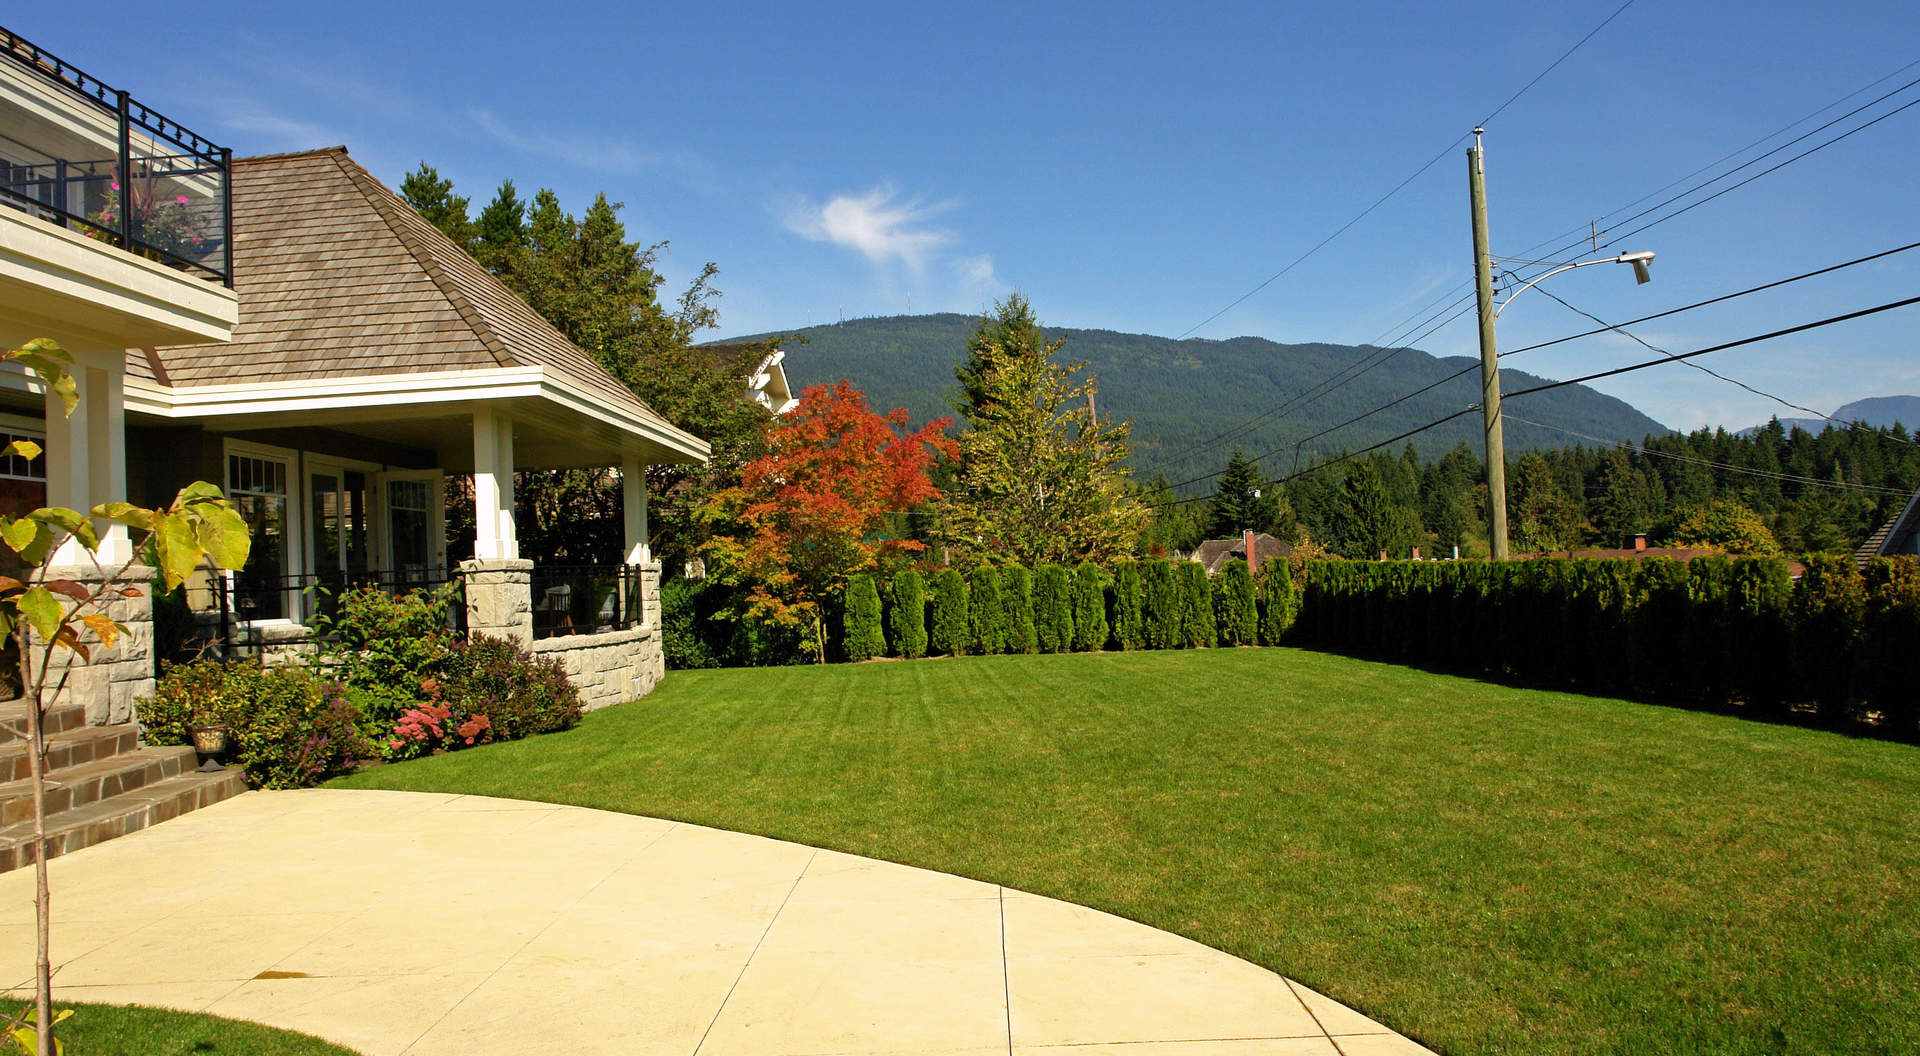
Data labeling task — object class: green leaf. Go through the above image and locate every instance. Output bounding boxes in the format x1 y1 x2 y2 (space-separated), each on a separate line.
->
151 512 203 592
1 518 53 564
1 439 41 462
91 502 155 532
175 481 226 506
192 504 251 571
17 585 63 640
17 338 73 364
13 354 78 418
0 610 12 642
28 508 98 552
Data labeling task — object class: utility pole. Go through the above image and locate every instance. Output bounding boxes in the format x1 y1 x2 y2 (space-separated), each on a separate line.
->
1468 128 1510 561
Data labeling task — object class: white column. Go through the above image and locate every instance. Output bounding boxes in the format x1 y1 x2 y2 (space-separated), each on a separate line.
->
622 454 648 566
87 367 131 565
43 374 91 566
471 405 519 561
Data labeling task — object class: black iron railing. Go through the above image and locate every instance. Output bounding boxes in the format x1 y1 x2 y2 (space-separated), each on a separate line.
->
531 564 643 639
0 27 232 285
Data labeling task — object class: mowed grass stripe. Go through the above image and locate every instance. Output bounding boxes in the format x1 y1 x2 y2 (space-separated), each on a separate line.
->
334 648 1920 1056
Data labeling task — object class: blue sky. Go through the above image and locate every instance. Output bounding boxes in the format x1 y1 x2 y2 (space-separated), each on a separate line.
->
17 1 1918 432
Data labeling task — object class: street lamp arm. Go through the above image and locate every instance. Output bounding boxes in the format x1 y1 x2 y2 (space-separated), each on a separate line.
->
1493 251 1652 317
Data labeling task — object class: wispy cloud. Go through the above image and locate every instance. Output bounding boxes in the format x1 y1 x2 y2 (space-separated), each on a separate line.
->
783 185 954 272
468 108 676 175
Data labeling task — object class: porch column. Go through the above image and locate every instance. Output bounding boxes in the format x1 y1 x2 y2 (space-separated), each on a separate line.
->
86 366 131 566
621 454 648 566
42 369 91 565
471 405 518 560
461 404 532 644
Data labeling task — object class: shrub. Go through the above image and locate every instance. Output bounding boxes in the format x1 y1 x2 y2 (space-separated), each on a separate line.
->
928 569 970 656
142 660 368 789
1256 558 1295 645
1002 566 1038 654
1792 553 1865 719
313 584 457 706
1214 562 1257 646
1729 557 1793 712
1686 556 1735 704
1861 556 1920 733
661 577 723 669
966 566 1006 655
1110 560 1144 650
889 570 928 659
1142 560 1181 649
1071 563 1108 652
1178 562 1216 648
1034 564 1074 653
439 634 583 742
1630 557 1690 697
841 574 886 662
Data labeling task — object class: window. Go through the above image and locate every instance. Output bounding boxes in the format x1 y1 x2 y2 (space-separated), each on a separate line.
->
228 451 291 620
0 429 45 481
387 478 432 573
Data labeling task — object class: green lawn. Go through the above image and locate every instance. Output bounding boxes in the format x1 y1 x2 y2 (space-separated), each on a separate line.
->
2 1001 360 1055
334 648 1920 1056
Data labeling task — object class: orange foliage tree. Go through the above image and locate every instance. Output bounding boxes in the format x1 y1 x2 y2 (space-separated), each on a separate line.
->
700 380 955 661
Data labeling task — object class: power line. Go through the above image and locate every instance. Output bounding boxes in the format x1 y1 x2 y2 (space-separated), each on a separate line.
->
1503 294 1920 400
1173 2 1638 340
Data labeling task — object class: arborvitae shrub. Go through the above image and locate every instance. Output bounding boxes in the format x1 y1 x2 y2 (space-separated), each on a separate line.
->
1730 556 1793 712
1003 566 1038 654
1214 562 1257 646
929 568 970 656
1792 553 1866 719
1111 560 1144 650
966 566 1006 655
1862 556 1920 733
1034 564 1074 653
888 569 928 659
1071 563 1108 652
1257 558 1295 645
842 574 885 662
1142 560 1181 649
1630 557 1689 696
1178 562 1216 647
1686 556 1733 703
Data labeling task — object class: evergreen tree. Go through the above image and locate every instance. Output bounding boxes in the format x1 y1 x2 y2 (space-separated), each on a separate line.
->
1034 564 1074 653
1071 562 1108 651
1207 451 1282 539
946 295 1146 565
399 162 472 248
888 569 927 659
929 568 970 656
1332 459 1422 558
1111 559 1145 650
966 565 1006 655
842 574 885 661
1142 559 1181 649
1178 561 1216 647
1257 558 1296 644
1214 562 1257 645
1003 566 1038 654
472 179 528 276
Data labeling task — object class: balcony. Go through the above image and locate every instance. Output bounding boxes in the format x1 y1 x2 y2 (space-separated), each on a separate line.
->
0 27 231 287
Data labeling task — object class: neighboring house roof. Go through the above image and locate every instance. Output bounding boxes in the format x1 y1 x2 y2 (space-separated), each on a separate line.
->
1856 487 1920 567
696 341 798 414
147 146 682 438
1190 532 1293 575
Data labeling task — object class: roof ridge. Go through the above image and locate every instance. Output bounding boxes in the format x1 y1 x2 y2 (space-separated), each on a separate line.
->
331 152 518 370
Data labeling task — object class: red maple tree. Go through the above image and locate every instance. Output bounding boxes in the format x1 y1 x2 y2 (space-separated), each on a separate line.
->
700 380 955 660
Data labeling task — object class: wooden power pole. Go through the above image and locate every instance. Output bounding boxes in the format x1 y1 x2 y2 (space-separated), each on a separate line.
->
1468 128 1510 561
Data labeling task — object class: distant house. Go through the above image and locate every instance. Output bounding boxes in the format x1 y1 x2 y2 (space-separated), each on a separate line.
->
1855 487 1920 567
698 341 798 415
1189 531 1293 575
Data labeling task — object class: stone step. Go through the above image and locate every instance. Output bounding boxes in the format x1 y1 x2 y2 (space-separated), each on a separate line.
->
0 768 246 873
0 700 90 744
0 744 199 827
0 725 138 783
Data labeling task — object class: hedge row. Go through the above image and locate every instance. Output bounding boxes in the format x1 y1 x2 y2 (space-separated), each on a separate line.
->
843 558 1298 660
1299 554 1920 733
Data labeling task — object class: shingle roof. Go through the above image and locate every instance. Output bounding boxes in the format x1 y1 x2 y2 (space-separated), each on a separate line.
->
146 147 677 432
1855 487 1920 568
1190 532 1294 574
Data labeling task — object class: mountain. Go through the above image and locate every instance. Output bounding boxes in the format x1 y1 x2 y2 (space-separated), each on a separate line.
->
1739 395 1920 437
714 314 1671 477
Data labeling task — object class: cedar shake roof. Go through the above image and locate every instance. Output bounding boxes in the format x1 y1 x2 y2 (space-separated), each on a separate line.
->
1190 532 1294 574
145 146 675 432
1855 487 1920 568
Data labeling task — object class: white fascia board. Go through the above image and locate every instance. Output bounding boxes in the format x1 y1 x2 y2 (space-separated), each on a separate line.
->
534 368 710 464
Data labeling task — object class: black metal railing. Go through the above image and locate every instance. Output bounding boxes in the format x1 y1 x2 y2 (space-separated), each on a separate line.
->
210 568 466 657
531 564 643 639
0 27 232 285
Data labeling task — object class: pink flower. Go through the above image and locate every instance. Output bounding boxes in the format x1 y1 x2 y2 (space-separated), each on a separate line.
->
176 195 189 204
110 182 120 191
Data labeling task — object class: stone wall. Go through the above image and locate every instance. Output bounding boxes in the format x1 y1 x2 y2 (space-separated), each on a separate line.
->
529 625 663 712
460 558 533 644
29 563 155 725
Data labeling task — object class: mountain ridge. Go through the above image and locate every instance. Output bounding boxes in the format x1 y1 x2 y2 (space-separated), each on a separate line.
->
715 314 1672 476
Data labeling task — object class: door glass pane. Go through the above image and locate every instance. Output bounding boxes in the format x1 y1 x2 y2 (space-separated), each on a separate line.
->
228 454 288 620
388 479 431 574
311 473 340 573
344 471 369 576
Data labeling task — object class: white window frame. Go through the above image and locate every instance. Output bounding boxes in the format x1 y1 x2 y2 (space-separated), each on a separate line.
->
0 412 47 483
372 469 447 573
223 438 302 626
303 453 383 579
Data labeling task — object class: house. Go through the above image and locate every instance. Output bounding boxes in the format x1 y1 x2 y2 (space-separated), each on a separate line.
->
1855 487 1920 567
698 340 799 414
0 27 708 866
1189 531 1294 576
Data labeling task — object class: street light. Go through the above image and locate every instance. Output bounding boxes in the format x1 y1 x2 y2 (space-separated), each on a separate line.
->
1468 129 1655 561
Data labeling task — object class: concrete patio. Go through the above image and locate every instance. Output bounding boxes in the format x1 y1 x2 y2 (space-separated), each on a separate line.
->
1 789 1434 1056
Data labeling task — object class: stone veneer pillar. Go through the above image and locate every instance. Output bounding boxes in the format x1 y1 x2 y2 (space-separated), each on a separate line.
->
641 560 664 684
459 558 534 645
27 564 155 726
